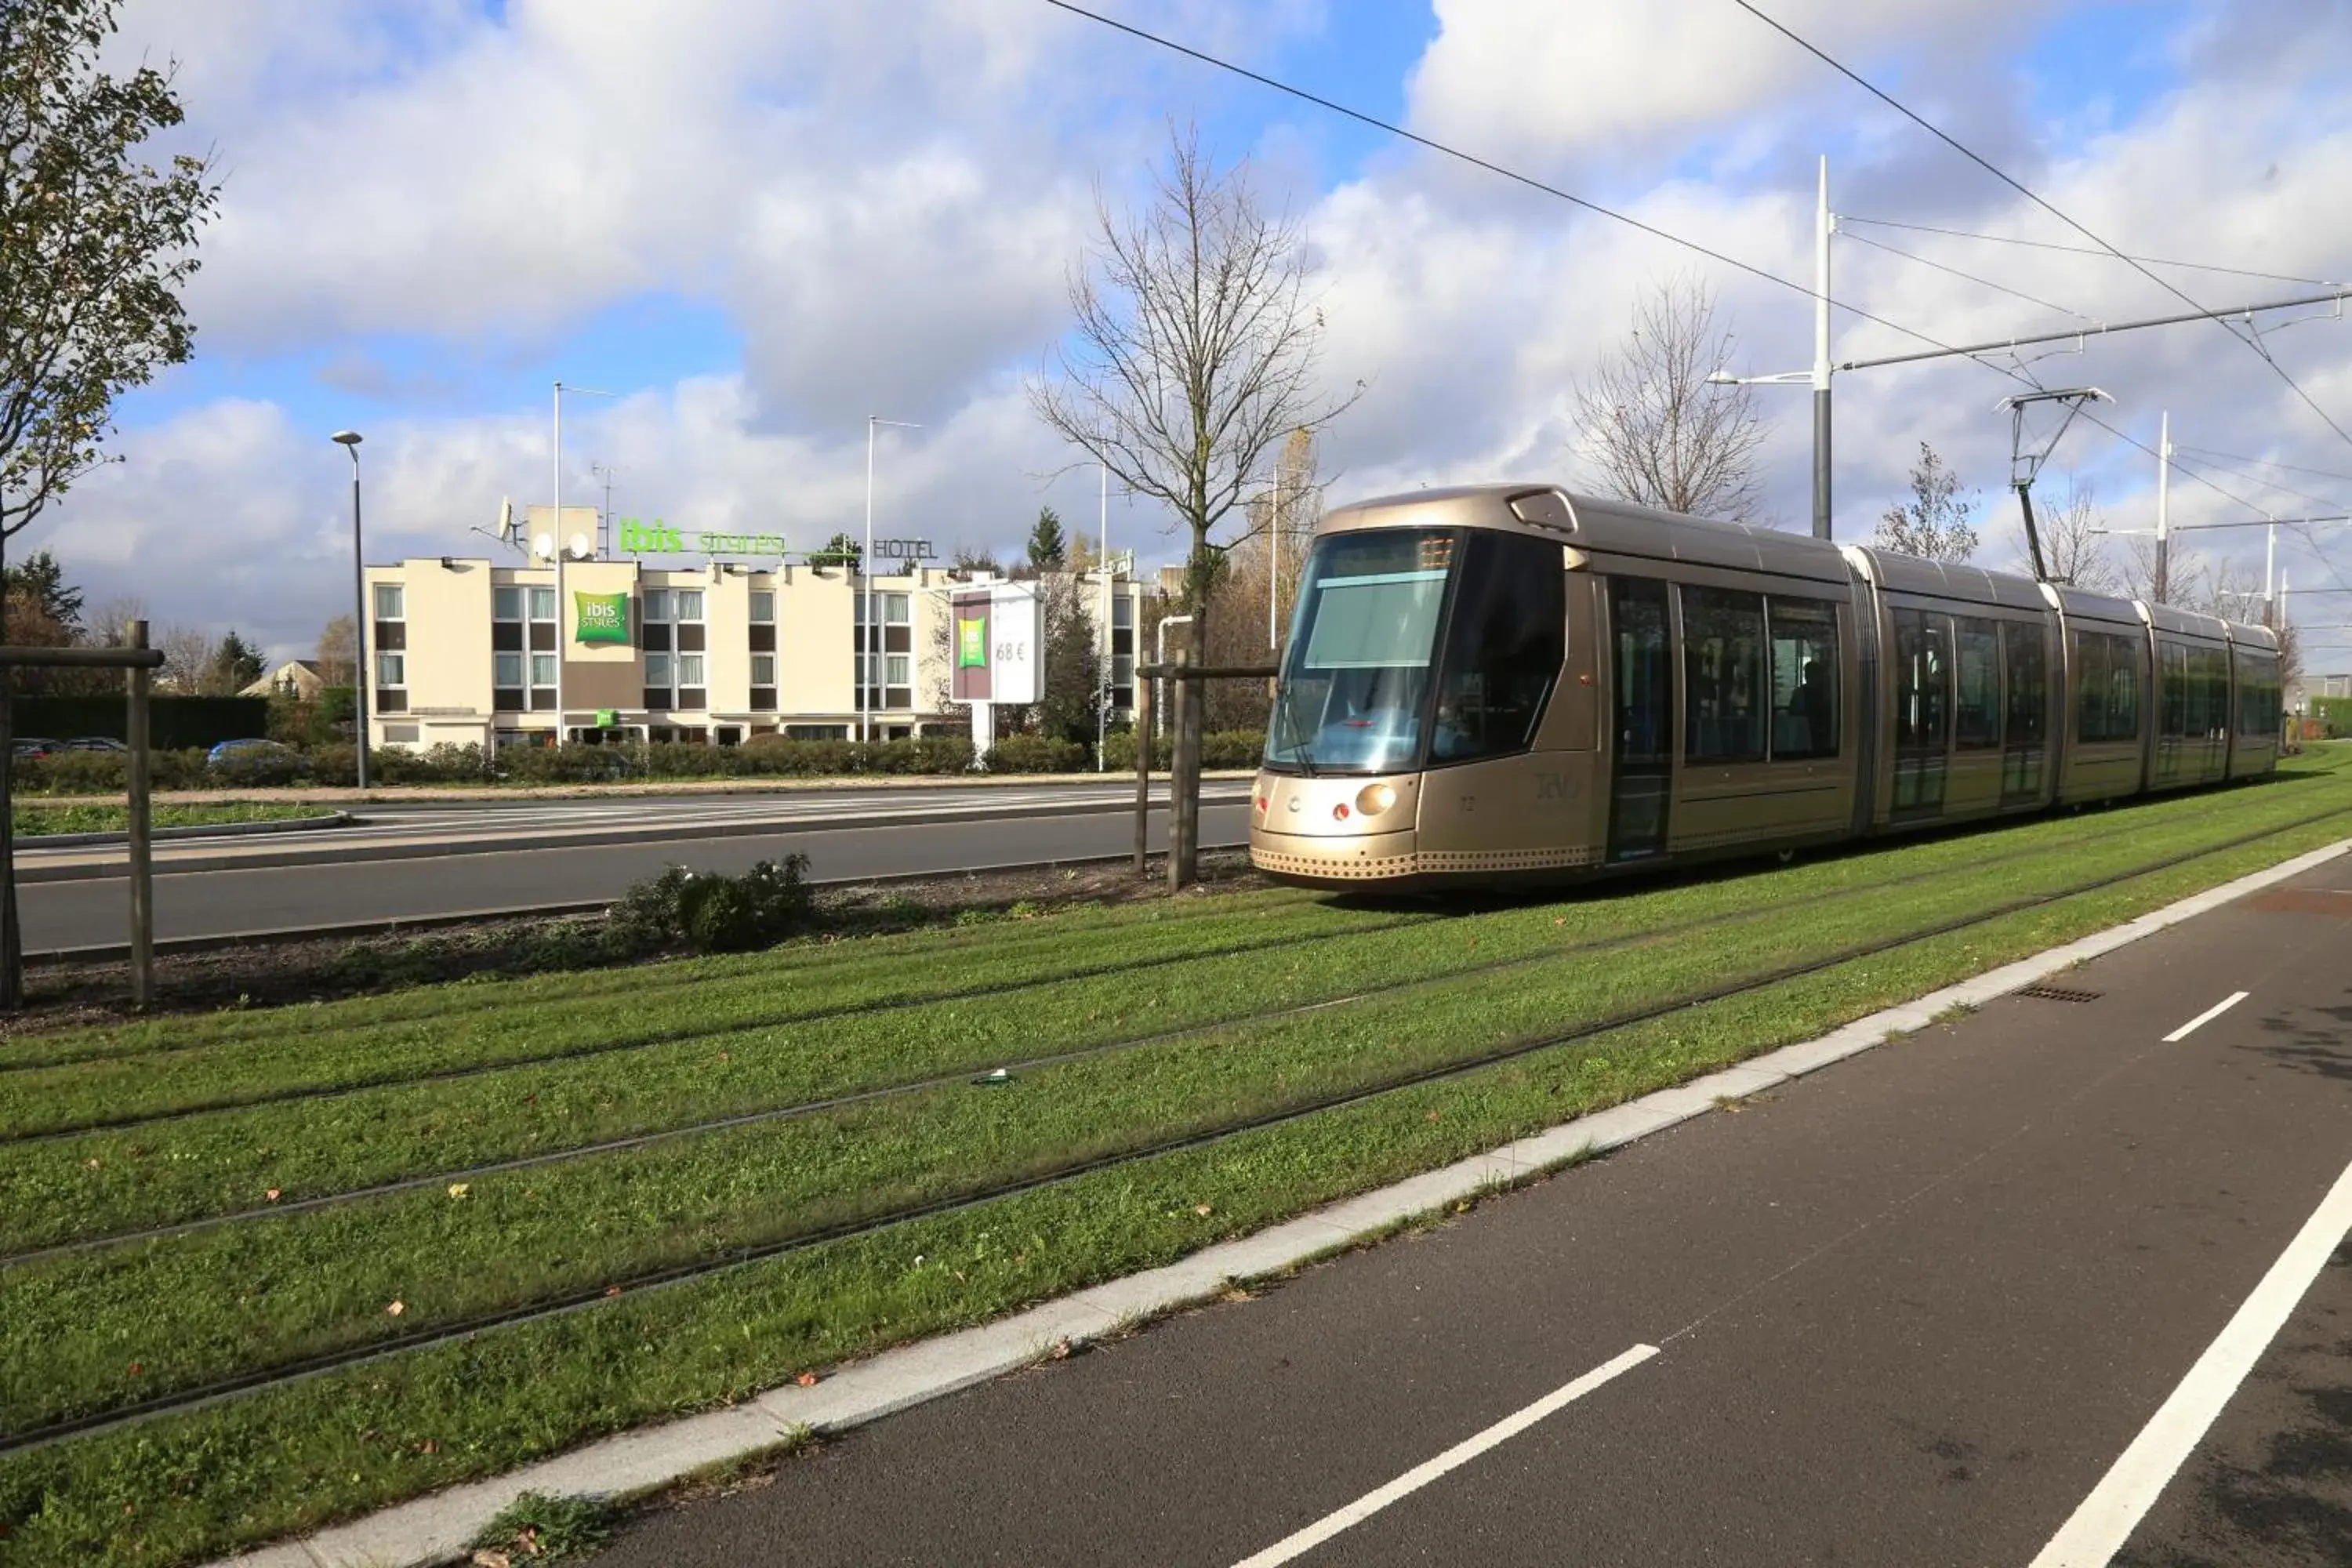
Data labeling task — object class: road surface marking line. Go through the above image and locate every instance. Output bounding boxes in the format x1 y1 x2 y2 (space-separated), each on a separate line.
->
2028 1153 2352 1568
1229 1344 1658 1568
2161 990 2249 1043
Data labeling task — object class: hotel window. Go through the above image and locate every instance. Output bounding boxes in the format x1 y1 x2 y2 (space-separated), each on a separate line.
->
1111 592 1135 711
748 588 776 660
644 652 673 712
493 588 526 712
855 590 913 711
750 651 777 712
372 586 408 713
527 586 557 710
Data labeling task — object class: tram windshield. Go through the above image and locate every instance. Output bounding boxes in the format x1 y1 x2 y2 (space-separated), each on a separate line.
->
1265 529 1454 774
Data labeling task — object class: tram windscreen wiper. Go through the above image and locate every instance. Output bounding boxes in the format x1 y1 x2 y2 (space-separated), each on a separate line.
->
1275 684 1318 776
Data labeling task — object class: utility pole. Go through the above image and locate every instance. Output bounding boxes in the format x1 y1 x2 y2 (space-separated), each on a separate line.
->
2154 410 2171 604
1813 154 1833 540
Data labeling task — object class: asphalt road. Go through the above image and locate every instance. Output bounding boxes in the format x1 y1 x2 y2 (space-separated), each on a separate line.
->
15 783 1253 951
595 855 2352 1567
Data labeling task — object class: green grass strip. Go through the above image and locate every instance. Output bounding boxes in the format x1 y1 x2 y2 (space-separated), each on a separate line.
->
3 812 2342 1567
0 901 1425 1136
13 802 322 837
10 797 2345 1436
0 884 1333 1070
2 782 2294 1253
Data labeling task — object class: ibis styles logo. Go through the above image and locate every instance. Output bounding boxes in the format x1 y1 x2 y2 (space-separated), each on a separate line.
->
956 617 988 669
574 591 630 645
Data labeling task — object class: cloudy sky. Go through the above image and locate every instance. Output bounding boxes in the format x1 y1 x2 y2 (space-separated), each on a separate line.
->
40 0 2352 666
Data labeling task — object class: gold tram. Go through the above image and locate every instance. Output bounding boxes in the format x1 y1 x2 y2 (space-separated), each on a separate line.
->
1248 485 2284 890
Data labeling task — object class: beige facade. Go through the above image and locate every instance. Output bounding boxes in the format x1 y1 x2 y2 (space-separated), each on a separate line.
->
359 556 1145 750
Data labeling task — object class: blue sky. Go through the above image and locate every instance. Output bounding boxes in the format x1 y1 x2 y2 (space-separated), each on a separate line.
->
51 0 2352 662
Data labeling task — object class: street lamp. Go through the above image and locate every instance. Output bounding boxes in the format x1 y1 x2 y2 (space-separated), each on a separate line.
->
331 430 368 790
864 416 921 745
1704 154 1835 539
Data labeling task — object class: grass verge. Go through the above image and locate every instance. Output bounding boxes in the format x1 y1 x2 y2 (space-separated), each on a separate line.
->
12 801 322 837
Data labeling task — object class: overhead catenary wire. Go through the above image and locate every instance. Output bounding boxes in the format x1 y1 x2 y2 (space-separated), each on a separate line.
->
1837 216 2344 290
1040 1 2339 545
1839 228 2092 324
1733 0 2352 459
2172 446 2352 488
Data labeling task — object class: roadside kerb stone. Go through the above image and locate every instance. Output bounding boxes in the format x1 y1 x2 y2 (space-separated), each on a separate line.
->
209 834 2352 1568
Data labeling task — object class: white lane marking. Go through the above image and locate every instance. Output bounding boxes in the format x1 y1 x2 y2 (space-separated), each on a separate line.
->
2028 1154 2352 1568
1230 1344 1658 1568
2161 991 2249 1044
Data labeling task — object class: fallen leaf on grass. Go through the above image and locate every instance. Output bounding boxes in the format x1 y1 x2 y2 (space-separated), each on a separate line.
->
604 1284 622 1298
265 1189 281 1202
1193 1203 1214 1216
385 1301 405 1316
471 1552 511 1568
794 1371 820 1387
448 1183 470 1200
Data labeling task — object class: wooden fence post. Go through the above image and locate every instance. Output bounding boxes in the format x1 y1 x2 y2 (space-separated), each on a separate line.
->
1132 673 1153 877
126 620 154 1009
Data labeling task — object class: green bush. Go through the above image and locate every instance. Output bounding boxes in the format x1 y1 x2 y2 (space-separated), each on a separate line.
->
1099 729 1262 771
982 734 1085 773
608 856 815 955
207 746 310 788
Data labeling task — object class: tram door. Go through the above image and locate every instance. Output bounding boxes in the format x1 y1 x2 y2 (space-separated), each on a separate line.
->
1606 577 1673 862
1892 608 1951 815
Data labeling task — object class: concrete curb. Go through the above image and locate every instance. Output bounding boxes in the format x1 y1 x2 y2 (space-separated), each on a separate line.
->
30 771 1263 810
16 790 1252 884
209 835 2352 1568
18 811 350 851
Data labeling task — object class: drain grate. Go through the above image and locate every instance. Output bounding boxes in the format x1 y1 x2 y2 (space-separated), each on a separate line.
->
2015 984 2103 1004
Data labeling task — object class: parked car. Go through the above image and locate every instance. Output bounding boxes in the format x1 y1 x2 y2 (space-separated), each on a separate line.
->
12 738 59 760
62 737 129 753
206 738 295 766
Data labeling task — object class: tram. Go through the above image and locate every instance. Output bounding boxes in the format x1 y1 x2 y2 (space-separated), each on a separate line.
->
1249 484 2284 889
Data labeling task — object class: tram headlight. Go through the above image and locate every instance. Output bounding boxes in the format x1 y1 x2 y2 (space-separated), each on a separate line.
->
1354 783 1397 818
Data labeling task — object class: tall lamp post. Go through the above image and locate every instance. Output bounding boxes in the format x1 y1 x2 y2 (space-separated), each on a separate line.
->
331 430 369 789
863 416 920 745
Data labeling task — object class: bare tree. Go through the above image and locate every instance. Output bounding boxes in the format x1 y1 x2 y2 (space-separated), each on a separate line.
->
1203 427 1324 730
1571 276 1767 521
2033 477 2119 592
1 0 219 1005
1875 443 1980 563
316 615 358 688
1029 125 1359 655
154 624 212 695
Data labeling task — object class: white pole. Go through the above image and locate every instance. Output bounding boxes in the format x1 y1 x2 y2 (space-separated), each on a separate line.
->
1268 469 1280 650
1098 461 1109 773
2156 409 2171 600
553 382 564 746
863 416 875 746
2265 521 2277 625
1812 154 1832 540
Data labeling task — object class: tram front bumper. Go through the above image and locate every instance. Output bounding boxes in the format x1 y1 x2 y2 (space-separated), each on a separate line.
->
1249 824 1422 885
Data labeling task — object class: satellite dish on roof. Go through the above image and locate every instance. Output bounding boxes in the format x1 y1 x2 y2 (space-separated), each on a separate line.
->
532 532 555 560
496 496 516 544
567 534 592 560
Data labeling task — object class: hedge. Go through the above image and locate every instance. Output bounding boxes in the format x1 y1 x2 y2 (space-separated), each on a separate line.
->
14 695 267 751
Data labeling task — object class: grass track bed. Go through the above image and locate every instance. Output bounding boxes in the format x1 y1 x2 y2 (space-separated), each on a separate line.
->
5 789 2348 1566
8 792 2350 1442
0 784 2303 1254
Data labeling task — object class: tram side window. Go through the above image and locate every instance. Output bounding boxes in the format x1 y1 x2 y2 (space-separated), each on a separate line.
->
2237 652 2281 738
1893 609 1951 752
1766 597 1840 760
1428 532 1566 762
1682 586 1767 764
2194 648 2230 739
1954 619 2000 750
2002 623 2048 747
2077 632 2141 743
2160 644 2190 739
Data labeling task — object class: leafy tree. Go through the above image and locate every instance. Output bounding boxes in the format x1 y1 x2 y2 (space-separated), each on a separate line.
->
1874 443 1980 563
0 0 219 1004
950 543 1004 575
808 532 862 569
1573 276 1767 521
5 549 81 633
1026 506 1068 571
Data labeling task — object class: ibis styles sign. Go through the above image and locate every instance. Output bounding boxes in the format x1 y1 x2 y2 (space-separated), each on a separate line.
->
618 517 786 557
574 591 631 645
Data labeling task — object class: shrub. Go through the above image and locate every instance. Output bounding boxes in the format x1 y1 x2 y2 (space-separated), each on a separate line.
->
608 855 815 955
1098 730 1263 771
207 746 310 788
982 734 1085 774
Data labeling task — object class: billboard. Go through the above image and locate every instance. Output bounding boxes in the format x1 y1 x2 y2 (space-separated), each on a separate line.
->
950 584 1040 704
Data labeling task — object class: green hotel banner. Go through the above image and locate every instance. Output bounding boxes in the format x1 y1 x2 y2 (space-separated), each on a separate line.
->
574 590 631 645
956 616 988 669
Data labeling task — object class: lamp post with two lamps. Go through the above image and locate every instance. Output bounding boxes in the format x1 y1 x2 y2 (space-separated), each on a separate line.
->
863 416 921 745
329 430 369 789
